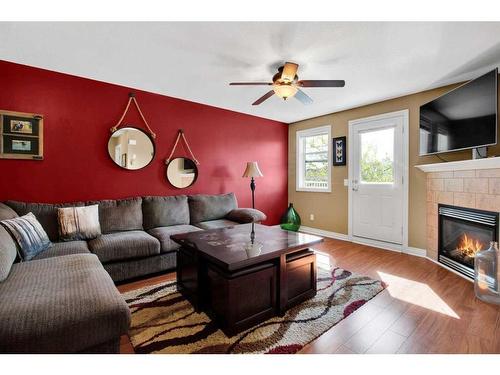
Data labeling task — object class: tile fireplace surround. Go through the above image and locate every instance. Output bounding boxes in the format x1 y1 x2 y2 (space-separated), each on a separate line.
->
418 158 500 262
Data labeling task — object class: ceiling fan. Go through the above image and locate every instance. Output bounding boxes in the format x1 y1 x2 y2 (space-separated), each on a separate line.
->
229 62 345 106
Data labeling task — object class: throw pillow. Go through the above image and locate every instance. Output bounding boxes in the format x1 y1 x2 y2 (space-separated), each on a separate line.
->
1 212 51 261
5 200 85 242
226 208 267 223
57 205 101 241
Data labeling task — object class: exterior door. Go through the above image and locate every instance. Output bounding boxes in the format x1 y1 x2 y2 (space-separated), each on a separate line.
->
350 111 406 245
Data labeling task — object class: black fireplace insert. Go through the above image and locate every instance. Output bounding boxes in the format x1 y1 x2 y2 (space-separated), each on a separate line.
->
438 204 498 279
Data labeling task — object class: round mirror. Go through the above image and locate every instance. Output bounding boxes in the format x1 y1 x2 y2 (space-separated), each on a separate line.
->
166 157 198 188
108 127 155 170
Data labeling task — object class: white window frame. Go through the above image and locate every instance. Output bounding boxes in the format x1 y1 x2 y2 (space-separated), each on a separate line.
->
296 125 332 192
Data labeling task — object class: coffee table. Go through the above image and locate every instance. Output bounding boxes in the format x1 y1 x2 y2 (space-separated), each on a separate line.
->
171 223 323 336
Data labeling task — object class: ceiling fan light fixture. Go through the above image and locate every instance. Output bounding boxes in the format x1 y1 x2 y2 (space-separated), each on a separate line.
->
273 84 298 100
230 62 345 105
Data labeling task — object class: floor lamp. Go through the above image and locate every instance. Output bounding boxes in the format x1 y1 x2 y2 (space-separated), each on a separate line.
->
242 161 263 209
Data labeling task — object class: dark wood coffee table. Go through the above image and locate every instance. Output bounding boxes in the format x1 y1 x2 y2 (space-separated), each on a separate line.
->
171 223 323 336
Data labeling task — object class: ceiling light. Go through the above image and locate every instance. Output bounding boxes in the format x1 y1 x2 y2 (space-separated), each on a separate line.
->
273 84 298 100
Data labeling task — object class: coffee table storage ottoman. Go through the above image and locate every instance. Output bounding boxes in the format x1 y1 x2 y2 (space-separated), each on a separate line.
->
285 249 317 309
176 246 201 308
207 262 277 336
172 224 323 337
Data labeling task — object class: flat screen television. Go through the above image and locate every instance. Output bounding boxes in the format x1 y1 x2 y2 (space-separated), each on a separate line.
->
419 68 498 156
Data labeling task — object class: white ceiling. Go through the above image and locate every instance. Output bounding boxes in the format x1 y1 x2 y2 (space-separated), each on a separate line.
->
1 22 500 123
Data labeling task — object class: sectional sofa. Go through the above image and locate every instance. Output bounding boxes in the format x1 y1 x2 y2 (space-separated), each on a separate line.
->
0 192 266 353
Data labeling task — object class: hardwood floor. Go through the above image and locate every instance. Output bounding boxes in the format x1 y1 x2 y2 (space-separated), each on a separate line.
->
117 237 500 354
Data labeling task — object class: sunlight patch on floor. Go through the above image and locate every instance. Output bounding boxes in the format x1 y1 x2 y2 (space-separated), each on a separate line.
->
377 271 460 319
313 249 332 271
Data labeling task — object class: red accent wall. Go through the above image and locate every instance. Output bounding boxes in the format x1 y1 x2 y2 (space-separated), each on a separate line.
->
0 60 288 224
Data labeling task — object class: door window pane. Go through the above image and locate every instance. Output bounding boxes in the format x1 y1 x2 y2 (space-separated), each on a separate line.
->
360 127 394 183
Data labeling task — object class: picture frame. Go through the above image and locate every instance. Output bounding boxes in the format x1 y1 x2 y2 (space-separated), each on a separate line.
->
332 136 346 166
0 109 43 160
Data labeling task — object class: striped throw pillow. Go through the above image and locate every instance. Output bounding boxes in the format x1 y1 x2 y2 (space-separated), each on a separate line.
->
1 212 51 261
57 205 101 241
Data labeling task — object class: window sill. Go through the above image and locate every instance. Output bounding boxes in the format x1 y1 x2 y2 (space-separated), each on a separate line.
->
296 187 332 193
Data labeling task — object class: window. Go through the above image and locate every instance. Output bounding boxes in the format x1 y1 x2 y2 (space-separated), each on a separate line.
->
359 127 394 184
296 125 331 192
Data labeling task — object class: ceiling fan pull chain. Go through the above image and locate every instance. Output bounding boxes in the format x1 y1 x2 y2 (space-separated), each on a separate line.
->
165 129 200 165
110 92 157 139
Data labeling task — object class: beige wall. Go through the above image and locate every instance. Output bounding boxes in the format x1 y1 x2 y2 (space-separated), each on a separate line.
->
289 82 500 250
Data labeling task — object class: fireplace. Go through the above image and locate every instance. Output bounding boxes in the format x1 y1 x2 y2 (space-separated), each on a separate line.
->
438 204 498 279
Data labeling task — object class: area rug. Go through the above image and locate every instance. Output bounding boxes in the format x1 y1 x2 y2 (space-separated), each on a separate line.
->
122 267 385 354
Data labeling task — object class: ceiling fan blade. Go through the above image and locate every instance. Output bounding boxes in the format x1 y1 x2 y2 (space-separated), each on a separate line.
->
229 82 273 86
281 62 299 82
294 88 313 105
252 90 275 106
298 80 345 87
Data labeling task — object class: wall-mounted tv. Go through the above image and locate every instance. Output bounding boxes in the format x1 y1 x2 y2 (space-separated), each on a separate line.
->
419 68 498 156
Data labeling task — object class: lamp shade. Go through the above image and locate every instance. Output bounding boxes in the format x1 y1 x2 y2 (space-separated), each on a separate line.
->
242 161 263 178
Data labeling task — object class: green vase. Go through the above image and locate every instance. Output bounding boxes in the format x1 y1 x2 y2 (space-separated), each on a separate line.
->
280 203 301 231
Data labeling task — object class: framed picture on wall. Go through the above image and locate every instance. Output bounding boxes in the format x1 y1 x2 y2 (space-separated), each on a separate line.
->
332 136 346 166
0 109 43 160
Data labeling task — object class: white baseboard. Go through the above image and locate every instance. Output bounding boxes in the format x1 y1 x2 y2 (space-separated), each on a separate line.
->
350 236 403 253
298 226 350 241
405 246 427 258
298 226 427 259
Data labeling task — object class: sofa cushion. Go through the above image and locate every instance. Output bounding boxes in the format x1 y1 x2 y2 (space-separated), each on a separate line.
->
142 195 190 230
1 213 52 261
32 241 91 260
188 193 238 224
88 231 160 263
88 197 143 234
0 202 18 221
104 252 176 283
148 224 202 253
0 226 17 282
0 254 130 353
57 205 101 241
5 200 85 241
226 208 267 223
194 219 239 230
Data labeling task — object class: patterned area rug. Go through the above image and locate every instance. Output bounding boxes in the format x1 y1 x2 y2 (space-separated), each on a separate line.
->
122 267 385 354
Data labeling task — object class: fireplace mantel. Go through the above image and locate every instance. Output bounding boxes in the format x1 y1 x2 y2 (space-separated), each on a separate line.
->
416 157 500 173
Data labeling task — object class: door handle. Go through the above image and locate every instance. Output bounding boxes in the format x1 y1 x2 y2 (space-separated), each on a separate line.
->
352 180 359 191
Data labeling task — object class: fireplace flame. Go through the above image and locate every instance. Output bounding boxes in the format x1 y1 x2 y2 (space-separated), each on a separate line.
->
456 233 483 258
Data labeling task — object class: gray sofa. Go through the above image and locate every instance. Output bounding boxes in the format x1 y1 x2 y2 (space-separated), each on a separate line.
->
3 192 265 282
0 192 265 353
